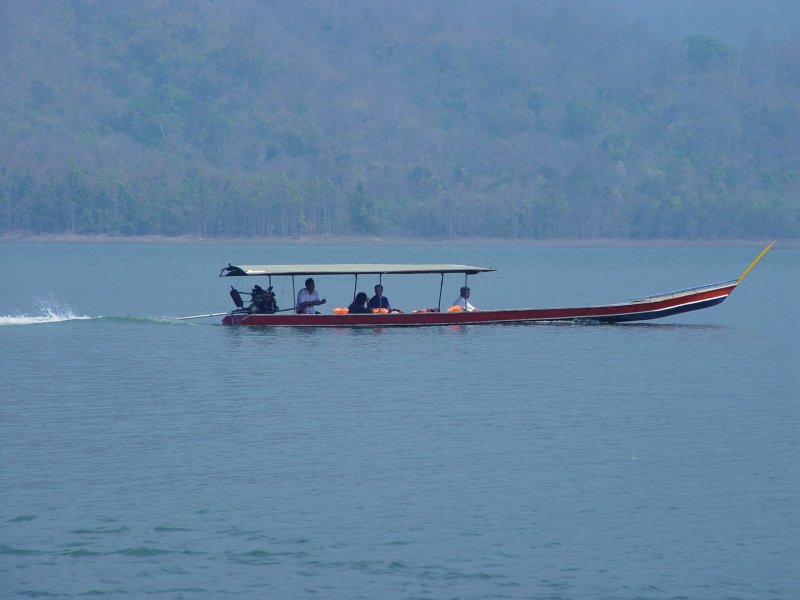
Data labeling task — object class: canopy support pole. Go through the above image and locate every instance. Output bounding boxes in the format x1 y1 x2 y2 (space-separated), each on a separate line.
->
292 276 296 314
353 274 358 300
438 273 444 311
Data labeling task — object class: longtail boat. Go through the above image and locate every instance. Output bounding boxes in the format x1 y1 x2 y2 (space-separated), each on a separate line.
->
217 242 774 327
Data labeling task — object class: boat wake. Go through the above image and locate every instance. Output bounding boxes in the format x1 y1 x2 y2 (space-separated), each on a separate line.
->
0 306 218 327
99 314 220 325
0 298 94 326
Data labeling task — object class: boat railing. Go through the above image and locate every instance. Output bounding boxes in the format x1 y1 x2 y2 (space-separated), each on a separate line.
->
629 279 738 303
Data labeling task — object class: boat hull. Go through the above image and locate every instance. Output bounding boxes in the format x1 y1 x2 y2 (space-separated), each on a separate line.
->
221 282 738 327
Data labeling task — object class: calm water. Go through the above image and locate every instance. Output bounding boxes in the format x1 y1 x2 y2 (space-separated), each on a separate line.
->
1 242 798 600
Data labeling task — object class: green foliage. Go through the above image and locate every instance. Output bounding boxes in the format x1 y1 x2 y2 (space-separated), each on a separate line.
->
348 181 379 235
0 1 797 239
600 134 626 161
683 35 729 68
562 100 599 140
29 80 55 108
526 92 542 114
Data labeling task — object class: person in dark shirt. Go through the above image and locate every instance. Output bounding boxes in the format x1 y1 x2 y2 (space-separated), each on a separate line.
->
348 292 370 313
367 284 390 311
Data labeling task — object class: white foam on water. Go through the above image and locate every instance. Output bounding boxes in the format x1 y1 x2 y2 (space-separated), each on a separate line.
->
0 298 94 326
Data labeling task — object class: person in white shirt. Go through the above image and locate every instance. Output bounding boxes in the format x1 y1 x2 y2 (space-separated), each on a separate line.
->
452 286 476 312
296 278 326 314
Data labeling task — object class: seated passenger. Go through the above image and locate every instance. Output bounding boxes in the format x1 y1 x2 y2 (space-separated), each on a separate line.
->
451 286 477 312
348 292 370 314
367 284 391 311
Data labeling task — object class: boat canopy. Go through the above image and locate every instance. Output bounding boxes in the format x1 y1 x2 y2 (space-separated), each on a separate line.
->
220 263 495 277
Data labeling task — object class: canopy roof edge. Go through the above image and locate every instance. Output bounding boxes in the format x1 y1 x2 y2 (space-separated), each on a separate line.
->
220 263 495 277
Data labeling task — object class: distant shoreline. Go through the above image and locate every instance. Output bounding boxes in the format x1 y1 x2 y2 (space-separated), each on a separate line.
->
1 232 794 248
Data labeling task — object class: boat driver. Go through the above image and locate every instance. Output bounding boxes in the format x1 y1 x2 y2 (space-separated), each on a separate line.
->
296 277 326 314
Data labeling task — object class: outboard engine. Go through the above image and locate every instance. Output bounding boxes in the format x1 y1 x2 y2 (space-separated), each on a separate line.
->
250 285 279 314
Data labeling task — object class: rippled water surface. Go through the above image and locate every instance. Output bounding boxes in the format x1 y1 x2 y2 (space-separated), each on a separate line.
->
1 242 798 599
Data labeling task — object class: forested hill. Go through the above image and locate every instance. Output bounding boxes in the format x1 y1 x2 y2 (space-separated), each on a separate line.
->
2 1 798 239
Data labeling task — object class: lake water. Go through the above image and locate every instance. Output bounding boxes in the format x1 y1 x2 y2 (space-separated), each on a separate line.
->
1 242 797 599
